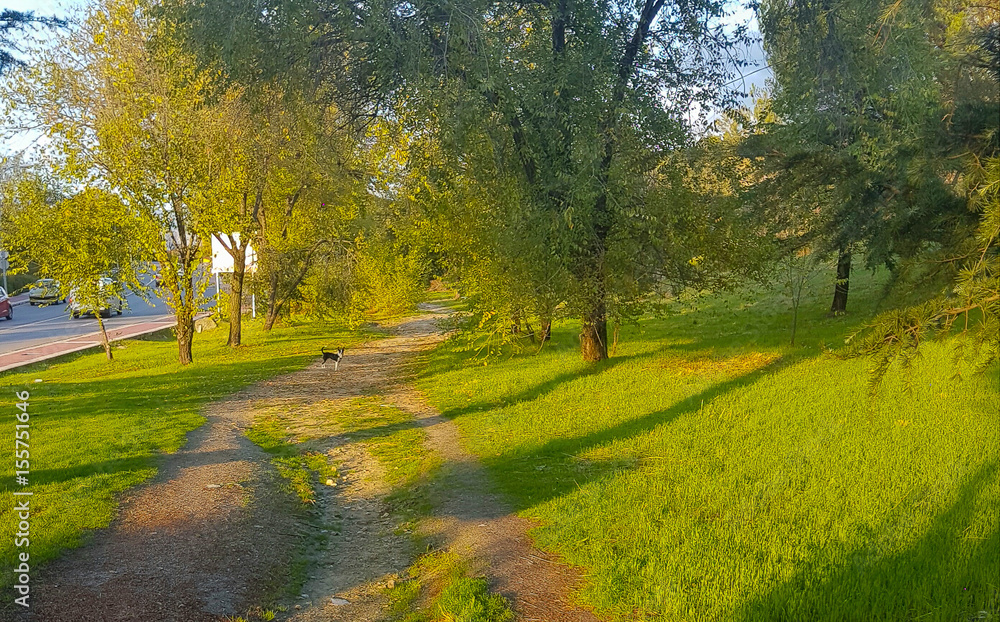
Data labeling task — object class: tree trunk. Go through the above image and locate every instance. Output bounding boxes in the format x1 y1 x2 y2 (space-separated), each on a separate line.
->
580 299 608 362
95 315 113 361
264 269 279 331
830 248 851 315
227 245 247 346
790 298 800 345
176 310 194 365
262 239 330 332
576 0 662 362
539 313 553 342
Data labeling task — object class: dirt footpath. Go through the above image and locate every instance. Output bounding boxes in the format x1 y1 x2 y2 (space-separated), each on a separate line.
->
17 387 307 621
13 305 600 622
286 306 600 622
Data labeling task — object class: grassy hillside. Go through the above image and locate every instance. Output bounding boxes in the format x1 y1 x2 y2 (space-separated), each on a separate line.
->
418 270 1000 621
0 318 373 591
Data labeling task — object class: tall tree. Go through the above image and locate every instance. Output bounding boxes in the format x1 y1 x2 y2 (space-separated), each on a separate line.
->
758 0 997 314
842 7 1000 388
167 0 371 340
4 0 230 364
359 0 751 361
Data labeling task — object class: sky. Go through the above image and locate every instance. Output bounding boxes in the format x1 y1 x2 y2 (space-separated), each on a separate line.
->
0 0 771 154
4 1 80 14
723 4 773 102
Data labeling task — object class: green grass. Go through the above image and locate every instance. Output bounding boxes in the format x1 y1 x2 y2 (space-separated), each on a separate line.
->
417 269 1000 621
438 575 515 622
0 317 373 592
246 395 442 526
386 551 514 622
246 413 338 504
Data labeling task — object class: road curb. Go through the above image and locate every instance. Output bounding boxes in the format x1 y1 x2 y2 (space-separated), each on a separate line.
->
0 312 208 374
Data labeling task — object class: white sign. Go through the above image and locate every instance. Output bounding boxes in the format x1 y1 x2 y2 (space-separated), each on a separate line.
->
211 235 256 273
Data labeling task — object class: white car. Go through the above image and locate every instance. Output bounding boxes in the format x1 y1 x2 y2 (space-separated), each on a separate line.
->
68 278 124 319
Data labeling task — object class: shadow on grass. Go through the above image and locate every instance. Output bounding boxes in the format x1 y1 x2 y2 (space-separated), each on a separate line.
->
412 312 832 514
438 353 643 420
130 327 177 342
474 354 806 510
11 456 155 488
736 459 1000 621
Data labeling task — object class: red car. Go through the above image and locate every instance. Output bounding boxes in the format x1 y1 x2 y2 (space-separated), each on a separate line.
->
0 287 12 321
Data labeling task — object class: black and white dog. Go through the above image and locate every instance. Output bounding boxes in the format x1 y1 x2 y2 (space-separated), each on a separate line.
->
321 347 345 370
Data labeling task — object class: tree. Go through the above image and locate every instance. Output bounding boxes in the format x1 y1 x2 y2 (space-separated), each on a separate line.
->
1 179 150 361
190 86 263 347
4 0 231 364
757 0 997 315
845 156 999 392
352 0 752 361
165 0 373 340
0 9 66 73
832 3 999 389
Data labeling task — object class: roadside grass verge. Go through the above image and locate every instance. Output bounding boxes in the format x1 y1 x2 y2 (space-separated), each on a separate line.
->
417 269 1000 621
0 316 372 592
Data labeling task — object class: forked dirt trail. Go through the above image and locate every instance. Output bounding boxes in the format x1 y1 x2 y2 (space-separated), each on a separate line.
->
14 305 599 622
290 305 601 622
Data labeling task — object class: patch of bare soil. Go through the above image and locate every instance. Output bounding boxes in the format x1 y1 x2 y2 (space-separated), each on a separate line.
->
13 304 600 622
14 391 306 622
288 306 601 622
283 437 410 622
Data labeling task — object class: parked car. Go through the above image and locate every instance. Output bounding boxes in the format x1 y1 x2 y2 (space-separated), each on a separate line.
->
28 278 63 305
0 287 12 321
68 278 124 319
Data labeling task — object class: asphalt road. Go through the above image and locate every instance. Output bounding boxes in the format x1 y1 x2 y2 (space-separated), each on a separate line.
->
0 292 182 357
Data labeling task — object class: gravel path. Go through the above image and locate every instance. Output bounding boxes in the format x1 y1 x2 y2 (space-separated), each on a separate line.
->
9 305 600 622
288 306 600 622
15 389 306 621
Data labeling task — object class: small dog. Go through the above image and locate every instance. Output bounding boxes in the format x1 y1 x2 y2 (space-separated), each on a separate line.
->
321 347 345 370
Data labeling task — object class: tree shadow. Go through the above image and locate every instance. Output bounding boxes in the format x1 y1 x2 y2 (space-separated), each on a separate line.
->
473 354 805 510
9 455 155 488
438 352 643 420
736 459 1000 621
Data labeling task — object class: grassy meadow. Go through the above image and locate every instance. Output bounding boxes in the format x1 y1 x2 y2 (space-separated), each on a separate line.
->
418 270 1000 621
0 317 373 590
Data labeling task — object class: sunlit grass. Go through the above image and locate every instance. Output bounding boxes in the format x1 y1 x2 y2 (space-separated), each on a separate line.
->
245 414 338 504
418 269 1000 621
0 317 373 592
386 550 514 622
